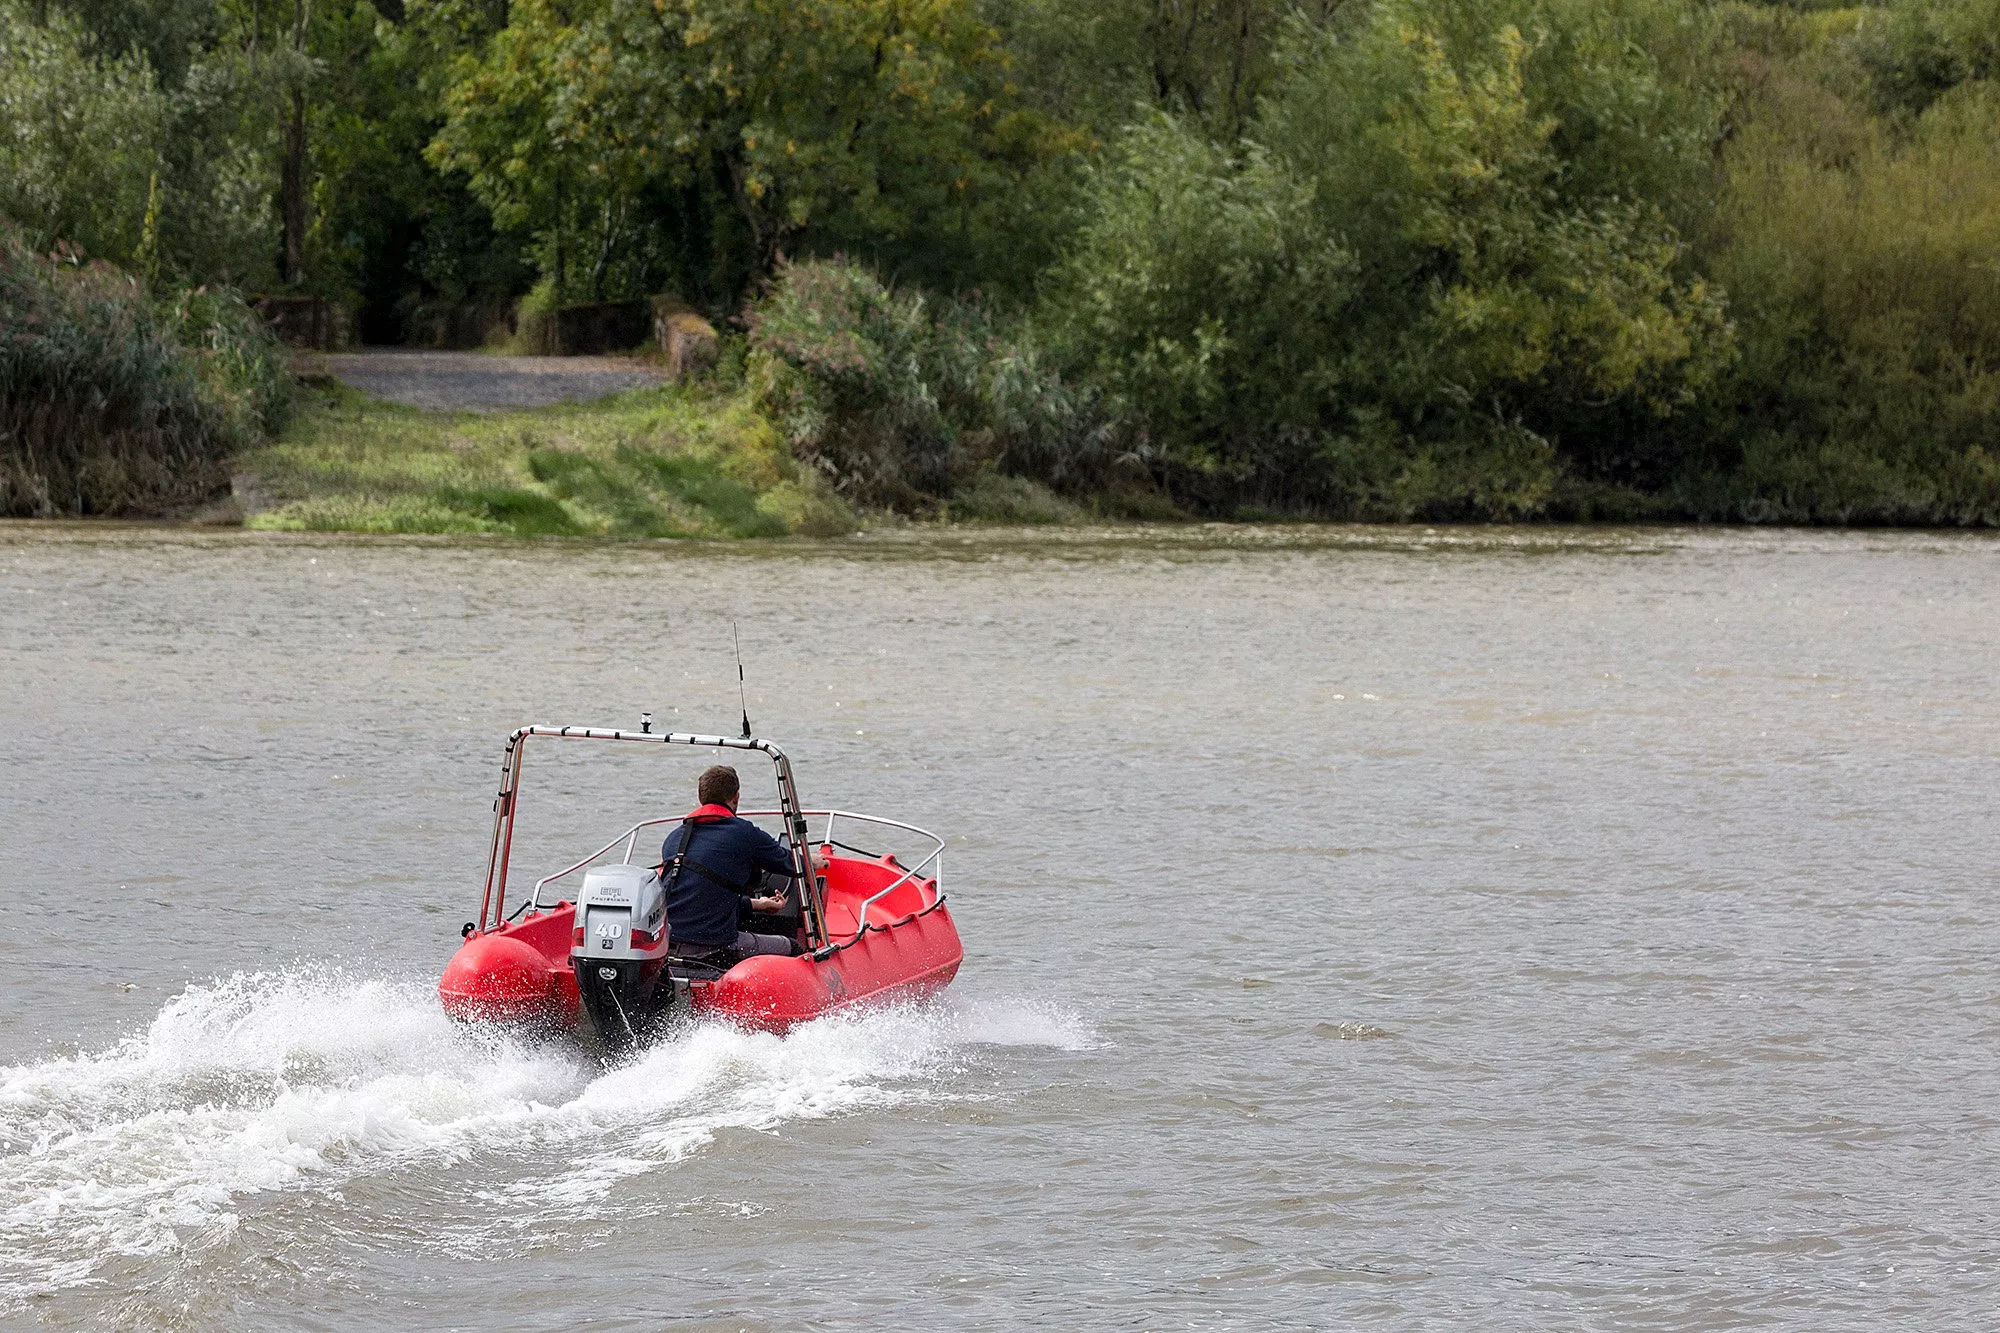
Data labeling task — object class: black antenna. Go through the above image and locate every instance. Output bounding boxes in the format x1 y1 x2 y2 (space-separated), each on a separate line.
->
734 622 752 738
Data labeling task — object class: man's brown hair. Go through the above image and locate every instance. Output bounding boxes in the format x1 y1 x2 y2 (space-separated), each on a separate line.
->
697 764 740 807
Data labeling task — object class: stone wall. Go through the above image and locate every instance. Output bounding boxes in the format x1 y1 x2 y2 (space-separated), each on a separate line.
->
653 297 718 380
405 299 515 350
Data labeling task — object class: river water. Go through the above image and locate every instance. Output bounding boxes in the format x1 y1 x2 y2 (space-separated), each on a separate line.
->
1 522 1996 1330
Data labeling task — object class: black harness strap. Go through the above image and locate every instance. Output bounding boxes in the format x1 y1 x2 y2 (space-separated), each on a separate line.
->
661 816 756 896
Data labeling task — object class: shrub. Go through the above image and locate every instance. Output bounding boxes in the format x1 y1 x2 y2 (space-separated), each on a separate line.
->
164 283 294 441
508 278 561 356
1041 0 1734 517
1685 72 2000 522
1042 119 1361 506
0 0 280 290
0 228 290 516
745 257 1113 511
1847 0 2000 114
0 2 165 265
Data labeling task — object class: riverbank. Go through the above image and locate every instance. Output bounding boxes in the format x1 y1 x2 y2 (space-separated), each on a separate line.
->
228 347 1111 537
232 378 860 538
0 231 291 519
48 335 1996 538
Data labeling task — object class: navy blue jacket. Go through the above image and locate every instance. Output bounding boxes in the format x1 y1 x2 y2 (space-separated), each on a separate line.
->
659 805 796 946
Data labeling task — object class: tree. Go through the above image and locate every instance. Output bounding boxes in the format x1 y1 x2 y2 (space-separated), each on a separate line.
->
0 3 169 263
431 0 1077 306
985 0 1346 141
1048 0 1734 513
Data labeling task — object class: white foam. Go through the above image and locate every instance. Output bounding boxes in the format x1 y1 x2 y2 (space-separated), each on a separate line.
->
0 969 1091 1303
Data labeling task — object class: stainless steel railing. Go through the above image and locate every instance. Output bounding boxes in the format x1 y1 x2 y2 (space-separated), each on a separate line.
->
516 809 944 936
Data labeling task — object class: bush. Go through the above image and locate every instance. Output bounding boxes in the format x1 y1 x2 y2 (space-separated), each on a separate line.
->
1683 74 2000 523
508 278 561 356
1042 119 1363 507
1846 0 2000 114
165 284 294 440
0 228 290 516
0 1 165 265
1041 0 1734 517
0 0 280 290
745 258 1113 511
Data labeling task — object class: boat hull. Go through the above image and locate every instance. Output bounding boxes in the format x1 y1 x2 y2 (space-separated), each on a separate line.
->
440 886 962 1033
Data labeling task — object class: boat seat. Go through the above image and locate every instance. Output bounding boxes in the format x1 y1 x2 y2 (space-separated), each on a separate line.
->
667 942 740 978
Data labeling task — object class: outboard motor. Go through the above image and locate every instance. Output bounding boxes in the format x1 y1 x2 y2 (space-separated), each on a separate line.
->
570 864 672 1048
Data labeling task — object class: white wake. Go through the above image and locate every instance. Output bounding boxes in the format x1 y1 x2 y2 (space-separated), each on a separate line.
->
0 968 1091 1302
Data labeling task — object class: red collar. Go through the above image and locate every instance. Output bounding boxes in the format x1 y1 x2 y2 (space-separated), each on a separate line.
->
685 803 736 821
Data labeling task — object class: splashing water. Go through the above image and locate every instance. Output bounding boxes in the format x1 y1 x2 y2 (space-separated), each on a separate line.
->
0 969 1092 1303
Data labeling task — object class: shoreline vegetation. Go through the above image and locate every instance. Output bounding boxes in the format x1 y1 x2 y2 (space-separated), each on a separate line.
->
4 0 2000 531
231 370 1125 537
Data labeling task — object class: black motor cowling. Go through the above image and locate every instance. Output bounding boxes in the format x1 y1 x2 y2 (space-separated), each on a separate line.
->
573 956 672 1049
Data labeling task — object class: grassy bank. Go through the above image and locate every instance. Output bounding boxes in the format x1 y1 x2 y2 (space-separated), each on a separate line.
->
237 381 858 538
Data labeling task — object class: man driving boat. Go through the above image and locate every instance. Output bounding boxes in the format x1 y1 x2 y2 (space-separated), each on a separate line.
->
660 764 803 960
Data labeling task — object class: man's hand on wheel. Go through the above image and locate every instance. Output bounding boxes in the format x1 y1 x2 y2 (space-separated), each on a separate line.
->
750 893 786 913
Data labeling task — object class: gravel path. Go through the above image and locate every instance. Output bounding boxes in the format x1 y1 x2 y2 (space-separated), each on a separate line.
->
313 349 666 412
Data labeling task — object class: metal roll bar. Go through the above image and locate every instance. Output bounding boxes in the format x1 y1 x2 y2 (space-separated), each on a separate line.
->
477 727 823 944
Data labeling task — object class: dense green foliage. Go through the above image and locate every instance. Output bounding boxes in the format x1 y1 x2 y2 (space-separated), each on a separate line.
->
746 258 1112 508
428 0 1080 306
4 0 1999 523
1678 4 2000 522
0 227 290 515
1047 0 1734 516
0 0 527 333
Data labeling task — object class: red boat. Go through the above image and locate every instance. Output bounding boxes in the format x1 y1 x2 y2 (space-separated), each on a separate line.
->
439 723 962 1042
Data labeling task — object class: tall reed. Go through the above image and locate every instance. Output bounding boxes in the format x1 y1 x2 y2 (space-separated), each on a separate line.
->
0 228 289 516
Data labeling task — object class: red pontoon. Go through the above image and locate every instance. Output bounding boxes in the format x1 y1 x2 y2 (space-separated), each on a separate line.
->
439 724 962 1042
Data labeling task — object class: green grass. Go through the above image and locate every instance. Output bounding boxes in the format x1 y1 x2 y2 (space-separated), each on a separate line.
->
238 382 855 538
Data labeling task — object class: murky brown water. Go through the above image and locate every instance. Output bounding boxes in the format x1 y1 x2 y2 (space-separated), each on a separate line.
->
2 521 1997 1329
